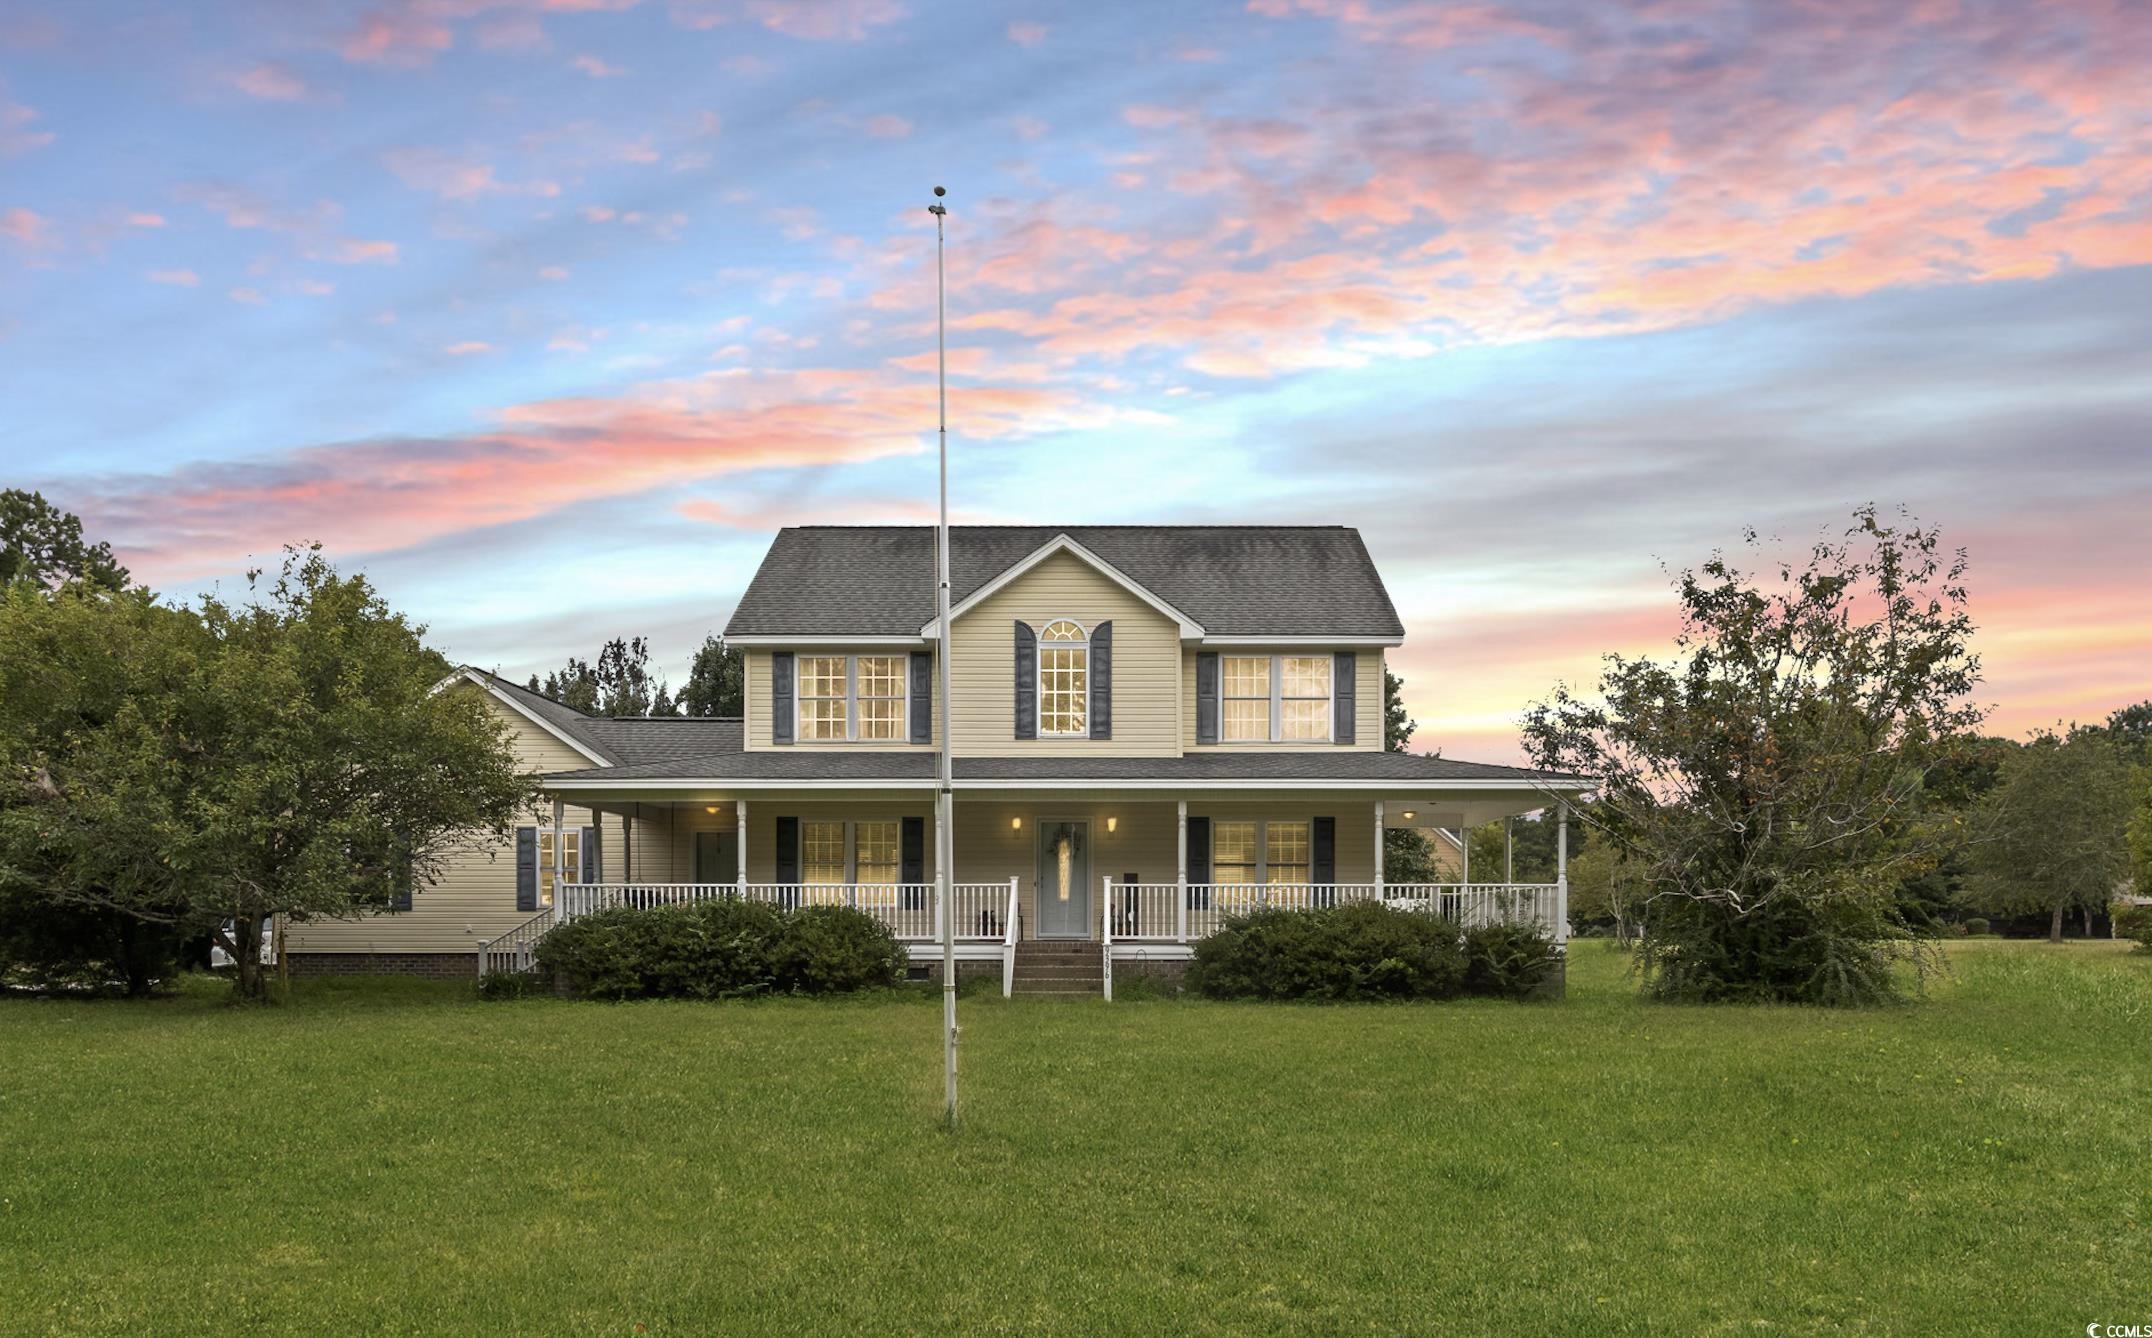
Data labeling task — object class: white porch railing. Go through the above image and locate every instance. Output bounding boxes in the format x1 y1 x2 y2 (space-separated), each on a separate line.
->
1103 880 1569 944
476 907 556 976
552 880 1016 943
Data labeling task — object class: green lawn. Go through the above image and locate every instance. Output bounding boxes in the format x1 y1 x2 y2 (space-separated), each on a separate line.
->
3 941 2146 1334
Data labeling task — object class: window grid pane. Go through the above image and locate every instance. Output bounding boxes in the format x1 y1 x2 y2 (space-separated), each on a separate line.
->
1279 700 1329 740
1222 656 1270 698
1039 645 1088 735
798 656 848 741
1222 700 1269 742
1281 657 1331 699
854 821 899 885
856 698 905 740
1212 821 1258 884
537 829 581 907
1267 822 1309 885
802 820 846 885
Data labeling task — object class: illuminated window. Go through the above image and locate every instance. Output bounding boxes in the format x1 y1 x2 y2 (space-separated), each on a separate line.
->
537 827 582 908
1037 619 1088 737
1217 654 1332 742
794 654 912 743
1266 821 1310 886
854 820 899 886
801 820 846 886
1222 656 1270 742
1212 821 1258 885
797 656 849 741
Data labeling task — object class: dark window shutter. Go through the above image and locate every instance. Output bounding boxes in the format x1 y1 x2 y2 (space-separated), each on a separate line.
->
774 816 799 885
909 652 932 745
1333 652 1357 745
1311 817 1336 900
771 651 795 745
1187 815 1210 907
1195 652 1219 745
515 826 537 912
392 835 413 911
900 816 925 908
1089 620 1112 740
1013 621 1037 740
581 824 598 881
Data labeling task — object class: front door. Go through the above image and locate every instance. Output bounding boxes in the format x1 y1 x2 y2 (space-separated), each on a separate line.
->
1036 820 1091 938
694 831 738 885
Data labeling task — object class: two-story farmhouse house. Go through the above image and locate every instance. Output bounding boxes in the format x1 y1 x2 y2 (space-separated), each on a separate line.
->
284 526 1591 994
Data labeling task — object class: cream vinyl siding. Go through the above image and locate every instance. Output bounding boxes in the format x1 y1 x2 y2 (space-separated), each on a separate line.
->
743 649 937 752
1182 647 1384 751
948 550 1181 757
283 691 617 956
738 801 934 884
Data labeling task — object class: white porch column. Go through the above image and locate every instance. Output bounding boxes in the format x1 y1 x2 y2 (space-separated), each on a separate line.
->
735 799 748 895
1504 816 1514 885
1175 800 1188 942
551 796 565 911
1373 800 1385 900
1556 802 1571 946
1460 819 1471 888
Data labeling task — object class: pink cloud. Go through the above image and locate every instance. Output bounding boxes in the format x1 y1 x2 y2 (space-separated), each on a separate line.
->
126 212 165 228
229 286 267 305
314 238 400 264
71 365 1078 581
1 94 53 155
340 8 454 64
571 53 626 77
669 0 905 39
147 269 200 286
382 147 558 200
865 114 912 140
232 63 308 101
444 340 495 355
2 205 50 247
1007 21 1045 47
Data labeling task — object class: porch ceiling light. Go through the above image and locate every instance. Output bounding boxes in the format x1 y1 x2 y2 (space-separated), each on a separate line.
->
705 805 719 815
1401 809 1417 821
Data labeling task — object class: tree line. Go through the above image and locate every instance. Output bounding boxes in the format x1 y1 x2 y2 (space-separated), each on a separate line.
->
525 634 743 719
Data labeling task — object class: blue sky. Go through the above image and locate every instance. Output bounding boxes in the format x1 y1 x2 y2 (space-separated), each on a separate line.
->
4 0 2148 760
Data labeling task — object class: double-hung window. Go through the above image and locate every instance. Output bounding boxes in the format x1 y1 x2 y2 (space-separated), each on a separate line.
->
1037 619 1088 737
1220 654 1332 742
853 820 900 886
1209 819 1310 887
795 818 903 904
795 654 910 742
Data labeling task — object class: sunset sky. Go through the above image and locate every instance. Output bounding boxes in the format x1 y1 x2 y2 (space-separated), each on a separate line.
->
4 0 2147 762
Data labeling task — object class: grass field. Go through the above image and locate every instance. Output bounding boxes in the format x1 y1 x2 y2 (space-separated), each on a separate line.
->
3 940 2147 1334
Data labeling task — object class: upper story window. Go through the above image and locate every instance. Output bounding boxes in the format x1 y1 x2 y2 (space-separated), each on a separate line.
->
1221 654 1332 742
1037 618 1088 737
797 654 909 743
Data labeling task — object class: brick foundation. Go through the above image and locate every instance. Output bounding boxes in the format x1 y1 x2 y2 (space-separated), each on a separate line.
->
905 958 1003 984
285 952 479 980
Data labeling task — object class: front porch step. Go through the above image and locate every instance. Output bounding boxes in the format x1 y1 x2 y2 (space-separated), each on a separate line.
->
1010 940 1104 996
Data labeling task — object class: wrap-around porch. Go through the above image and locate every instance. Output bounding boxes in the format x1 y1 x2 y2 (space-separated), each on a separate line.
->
486 791 1574 992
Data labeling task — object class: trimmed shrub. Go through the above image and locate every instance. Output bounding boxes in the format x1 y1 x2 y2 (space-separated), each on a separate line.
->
2114 903 2152 952
476 969 535 1000
1187 902 1468 1002
534 899 901 1000
1963 917 1991 937
771 905 908 994
1462 921 1558 999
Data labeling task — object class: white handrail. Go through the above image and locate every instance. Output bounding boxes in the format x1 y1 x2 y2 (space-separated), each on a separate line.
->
552 881 1008 942
475 907 557 977
1001 876 1020 998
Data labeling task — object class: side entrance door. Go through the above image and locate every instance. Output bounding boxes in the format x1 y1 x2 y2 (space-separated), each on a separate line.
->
694 831 739 885
1036 820 1091 938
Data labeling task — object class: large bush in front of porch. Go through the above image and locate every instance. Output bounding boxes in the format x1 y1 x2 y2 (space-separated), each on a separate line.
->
1187 902 1471 1002
536 900 904 1000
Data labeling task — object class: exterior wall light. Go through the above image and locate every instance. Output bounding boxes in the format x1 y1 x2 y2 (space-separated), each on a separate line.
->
1106 816 1117 833
1011 815 1023 831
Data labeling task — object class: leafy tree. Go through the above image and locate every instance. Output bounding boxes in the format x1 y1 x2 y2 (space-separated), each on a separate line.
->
532 636 682 716
1520 507 1985 1005
0 583 199 993
683 634 745 717
1566 843 1647 937
2098 700 2152 764
2 547 541 1000
1968 728 2137 942
1 489 129 591
1384 669 1415 752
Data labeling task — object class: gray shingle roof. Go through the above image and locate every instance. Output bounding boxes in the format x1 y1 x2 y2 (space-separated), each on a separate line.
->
478 673 742 768
540 750 1585 787
723 526 1405 638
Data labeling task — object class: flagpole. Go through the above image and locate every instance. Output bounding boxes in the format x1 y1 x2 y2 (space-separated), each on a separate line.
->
928 185 957 1126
